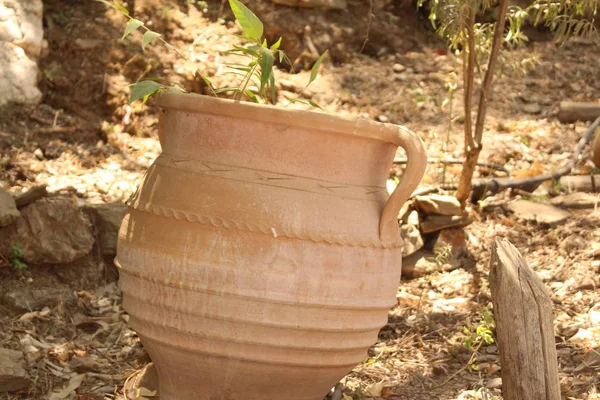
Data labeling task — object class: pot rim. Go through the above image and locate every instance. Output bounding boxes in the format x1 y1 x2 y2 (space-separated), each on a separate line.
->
157 92 413 146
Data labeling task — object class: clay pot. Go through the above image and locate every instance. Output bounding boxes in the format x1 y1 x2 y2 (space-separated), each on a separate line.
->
116 92 426 400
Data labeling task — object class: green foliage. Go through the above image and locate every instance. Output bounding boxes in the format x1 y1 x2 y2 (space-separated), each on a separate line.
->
464 307 495 349
423 0 598 78
9 243 28 270
228 0 263 39
95 0 326 106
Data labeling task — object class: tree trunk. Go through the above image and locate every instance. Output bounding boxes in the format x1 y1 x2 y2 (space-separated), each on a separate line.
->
455 145 481 206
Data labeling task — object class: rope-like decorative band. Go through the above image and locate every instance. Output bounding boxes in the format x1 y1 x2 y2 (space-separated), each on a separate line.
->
129 201 403 249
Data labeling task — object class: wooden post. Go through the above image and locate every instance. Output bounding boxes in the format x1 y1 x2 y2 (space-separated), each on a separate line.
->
489 238 561 400
557 102 600 123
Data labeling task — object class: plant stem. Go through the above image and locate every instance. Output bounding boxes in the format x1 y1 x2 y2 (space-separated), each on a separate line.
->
237 63 258 102
473 0 509 145
456 0 509 207
463 5 476 152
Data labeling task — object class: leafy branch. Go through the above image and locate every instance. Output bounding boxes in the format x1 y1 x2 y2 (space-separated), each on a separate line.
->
96 0 327 106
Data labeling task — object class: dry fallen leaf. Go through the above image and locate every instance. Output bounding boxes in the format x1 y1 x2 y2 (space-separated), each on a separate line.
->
18 307 51 321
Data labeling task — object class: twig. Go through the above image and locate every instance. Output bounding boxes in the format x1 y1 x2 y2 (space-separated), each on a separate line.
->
394 158 509 174
359 0 374 54
33 126 79 134
470 116 600 202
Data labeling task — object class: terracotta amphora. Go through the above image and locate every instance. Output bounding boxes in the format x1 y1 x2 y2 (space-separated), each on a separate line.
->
116 92 426 400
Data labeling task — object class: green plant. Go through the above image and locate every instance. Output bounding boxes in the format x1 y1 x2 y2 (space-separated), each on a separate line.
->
96 0 326 106
9 243 28 270
463 307 495 371
420 0 598 207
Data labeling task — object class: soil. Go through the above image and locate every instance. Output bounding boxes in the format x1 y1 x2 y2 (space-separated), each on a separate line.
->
0 0 599 399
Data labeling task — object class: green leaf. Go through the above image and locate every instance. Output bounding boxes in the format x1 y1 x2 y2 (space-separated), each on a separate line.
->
269 73 276 104
244 90 259 103
286 97 322 109
142 31 161 50
122 19 144 39
308 50 328 86
130 80 162 103
258 47 274 94
113 0 129 15
213 87 243 94
228 0 263 39
233 34 258 42
270 37 282 50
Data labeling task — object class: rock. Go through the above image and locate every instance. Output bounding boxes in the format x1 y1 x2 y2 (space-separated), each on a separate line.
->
486 377 502 389
81 203 127 257
0 0 44 58
550 192 599 209
0 187 20 227
74 38 104 49
414 195 462 216
432 297 478 313
559 175 600 193
401 249 439 279
1 288 71 314
523 102 542 114
399 224 423 257
420 215 472 234
0 198 95 264
53 253 115 289
0 42 42 105
508 200 571 227
392 63 406 73
0 348 29 392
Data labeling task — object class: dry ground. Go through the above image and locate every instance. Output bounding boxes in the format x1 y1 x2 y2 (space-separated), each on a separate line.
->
0 0 599 399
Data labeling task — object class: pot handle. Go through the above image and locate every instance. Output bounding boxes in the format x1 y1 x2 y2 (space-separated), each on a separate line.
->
379 126 427 244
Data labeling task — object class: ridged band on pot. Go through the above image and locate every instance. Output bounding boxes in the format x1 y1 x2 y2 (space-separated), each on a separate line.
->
117 92 427 400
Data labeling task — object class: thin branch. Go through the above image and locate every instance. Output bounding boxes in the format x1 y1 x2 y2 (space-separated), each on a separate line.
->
393 158 509 174
463 5 476 150
359 0 374 54
473 0 509 145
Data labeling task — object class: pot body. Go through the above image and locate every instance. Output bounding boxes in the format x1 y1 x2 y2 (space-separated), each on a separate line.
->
116 93 426 400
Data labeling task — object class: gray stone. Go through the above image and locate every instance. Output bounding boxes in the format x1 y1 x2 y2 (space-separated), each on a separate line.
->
0 42 41 105
420 215 472 234
414 194 462 216
401 250 439 279
508 199 571 227
81 203 127 257
0 187 19 227
392 63 406 73
400 223 423 257
53 253 114 289
550 192 599 209
0 198 94 264
486 377 502 389
0 348 29 392
74 38 104 50
523 102 542 114
2 288 71 313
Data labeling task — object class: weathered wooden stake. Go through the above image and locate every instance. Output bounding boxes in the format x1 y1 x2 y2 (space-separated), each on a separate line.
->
489 238 561 400
558 101 600 123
